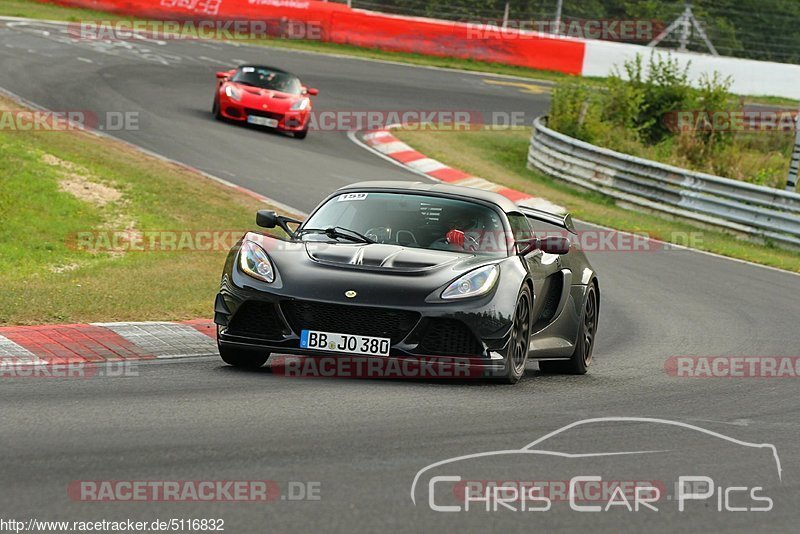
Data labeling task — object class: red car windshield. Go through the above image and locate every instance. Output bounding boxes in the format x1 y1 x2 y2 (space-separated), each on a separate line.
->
231 67 303 95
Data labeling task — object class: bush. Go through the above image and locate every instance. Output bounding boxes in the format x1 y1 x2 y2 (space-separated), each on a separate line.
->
603 66 645 135
546 53 792 189
548 79 606 144
693 72 735 147
626 54 694 144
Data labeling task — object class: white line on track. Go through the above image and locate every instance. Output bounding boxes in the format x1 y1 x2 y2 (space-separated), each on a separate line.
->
197 55 228 65
574 217 800 278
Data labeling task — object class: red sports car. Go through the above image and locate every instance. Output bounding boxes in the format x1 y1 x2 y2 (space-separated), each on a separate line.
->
212 65 318 139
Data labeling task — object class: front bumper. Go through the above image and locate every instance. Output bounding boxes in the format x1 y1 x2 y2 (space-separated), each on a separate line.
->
215 287 514 369
218 95 309 131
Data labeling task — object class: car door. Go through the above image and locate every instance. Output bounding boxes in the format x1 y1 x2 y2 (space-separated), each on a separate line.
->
508 212 561 316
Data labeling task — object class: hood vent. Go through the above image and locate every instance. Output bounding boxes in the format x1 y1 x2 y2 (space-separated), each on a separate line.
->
306 243 460 273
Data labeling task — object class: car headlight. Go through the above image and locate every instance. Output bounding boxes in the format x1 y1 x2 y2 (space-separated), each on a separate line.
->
225 84 242 101
441 264 499 300
239 240 274 283
290 98 310 111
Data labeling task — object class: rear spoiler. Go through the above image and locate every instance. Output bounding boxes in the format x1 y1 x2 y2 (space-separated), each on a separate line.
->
519 206 577 235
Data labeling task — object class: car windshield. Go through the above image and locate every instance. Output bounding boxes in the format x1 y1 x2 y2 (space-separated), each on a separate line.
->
231 67 303 95
300 192 509 256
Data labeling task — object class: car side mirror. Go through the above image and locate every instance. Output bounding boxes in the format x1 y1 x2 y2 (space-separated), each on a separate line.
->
539 236 570 254
215 71 228 79
256 210 302 238
307 88 319 96
256 210 278 228
517 236 571 256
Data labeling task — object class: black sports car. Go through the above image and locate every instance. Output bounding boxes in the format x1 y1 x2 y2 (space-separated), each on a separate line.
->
214 181 599 384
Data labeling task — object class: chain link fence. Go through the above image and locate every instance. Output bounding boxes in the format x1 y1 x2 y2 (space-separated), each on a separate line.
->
331 1 800 65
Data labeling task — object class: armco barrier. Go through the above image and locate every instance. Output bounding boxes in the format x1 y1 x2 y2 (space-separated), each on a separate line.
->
42 0 586 74
528 117 800 248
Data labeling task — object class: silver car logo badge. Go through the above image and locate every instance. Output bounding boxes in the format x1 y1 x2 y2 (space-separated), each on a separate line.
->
345 290 357 299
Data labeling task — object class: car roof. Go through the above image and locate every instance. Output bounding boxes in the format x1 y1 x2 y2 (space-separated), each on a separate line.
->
337 181 521 213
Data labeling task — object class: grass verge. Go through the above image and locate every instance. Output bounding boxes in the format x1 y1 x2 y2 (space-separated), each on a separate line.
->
394 128 799 273
0 95 282 325
0 0 114 21
1 0 796 108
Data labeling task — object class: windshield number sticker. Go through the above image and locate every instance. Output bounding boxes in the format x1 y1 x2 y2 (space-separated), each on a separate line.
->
338 193 369 202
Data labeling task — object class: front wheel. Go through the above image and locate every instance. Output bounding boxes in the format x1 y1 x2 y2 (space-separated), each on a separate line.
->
540 283 598 375
495 285 532 384
218 344 269 369
212 97 222 120
294 128 308 139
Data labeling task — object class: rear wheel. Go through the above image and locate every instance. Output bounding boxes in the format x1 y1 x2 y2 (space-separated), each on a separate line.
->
540 283 597 375
218 344 269 369
495 285 532 384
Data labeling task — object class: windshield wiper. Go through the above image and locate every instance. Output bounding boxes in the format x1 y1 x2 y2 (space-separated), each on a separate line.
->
298 227 374 244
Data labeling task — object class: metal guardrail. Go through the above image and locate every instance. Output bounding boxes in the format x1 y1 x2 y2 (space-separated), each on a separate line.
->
528 117 800 248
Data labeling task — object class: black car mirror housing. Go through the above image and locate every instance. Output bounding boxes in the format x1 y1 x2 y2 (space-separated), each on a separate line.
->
256 210 302 238
517 236 571 256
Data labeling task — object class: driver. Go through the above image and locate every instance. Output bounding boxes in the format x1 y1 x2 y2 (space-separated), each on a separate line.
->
258 71 277 86
438 206 483 251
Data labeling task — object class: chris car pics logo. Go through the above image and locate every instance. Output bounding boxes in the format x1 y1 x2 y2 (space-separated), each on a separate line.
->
410 417 781 513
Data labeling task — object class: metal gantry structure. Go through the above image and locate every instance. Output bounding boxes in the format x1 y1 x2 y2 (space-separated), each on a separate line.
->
648 1 718 55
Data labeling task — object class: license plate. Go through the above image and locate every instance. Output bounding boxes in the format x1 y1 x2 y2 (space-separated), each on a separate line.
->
300 330 391 357
247 115 278 127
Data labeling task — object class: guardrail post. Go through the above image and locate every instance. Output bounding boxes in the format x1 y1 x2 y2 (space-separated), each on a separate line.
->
787 112 800 192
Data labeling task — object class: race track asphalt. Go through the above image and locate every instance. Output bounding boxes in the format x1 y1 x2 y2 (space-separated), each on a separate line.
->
1 19 799 533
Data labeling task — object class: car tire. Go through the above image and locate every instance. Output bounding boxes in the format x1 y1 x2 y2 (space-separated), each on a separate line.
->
218 345 269 369
294 128 308 139
212 98 222 120
494 284 532 385
539 283 598 375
